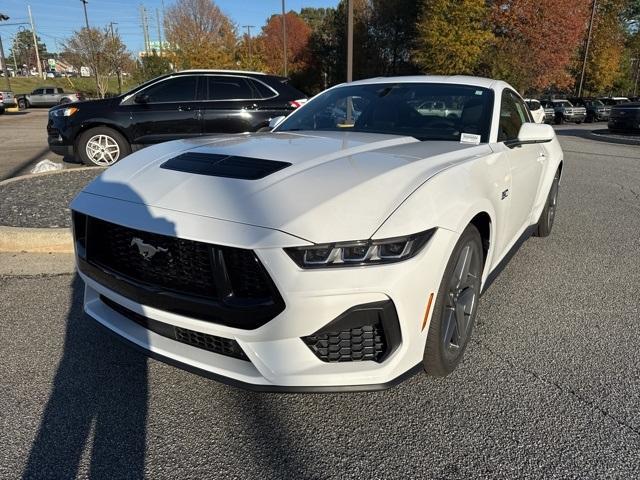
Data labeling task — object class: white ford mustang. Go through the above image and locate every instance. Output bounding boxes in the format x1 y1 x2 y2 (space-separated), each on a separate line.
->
71 76 563 392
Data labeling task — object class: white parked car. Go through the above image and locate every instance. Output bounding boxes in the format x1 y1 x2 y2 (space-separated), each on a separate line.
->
525 98 546 123
71 76 563 391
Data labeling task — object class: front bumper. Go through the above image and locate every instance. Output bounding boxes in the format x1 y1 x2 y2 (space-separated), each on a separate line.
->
47 115 77 157
73 193 457 390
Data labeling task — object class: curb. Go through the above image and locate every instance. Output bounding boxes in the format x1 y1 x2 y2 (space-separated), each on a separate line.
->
590 130 640 146
0 167 103 253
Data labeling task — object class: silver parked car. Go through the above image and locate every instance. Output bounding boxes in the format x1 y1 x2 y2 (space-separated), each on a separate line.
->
19 87 81 108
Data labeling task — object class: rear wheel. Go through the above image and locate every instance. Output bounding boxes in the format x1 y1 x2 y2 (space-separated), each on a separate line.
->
423 224 483 376
534 168 560 237
77 126 131 166
18 98 27 109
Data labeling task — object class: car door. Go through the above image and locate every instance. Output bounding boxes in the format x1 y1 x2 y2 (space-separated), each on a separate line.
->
125 75 202 145
29 88 44 106
201 75 265 134
43 88 57 106
498 90 546 243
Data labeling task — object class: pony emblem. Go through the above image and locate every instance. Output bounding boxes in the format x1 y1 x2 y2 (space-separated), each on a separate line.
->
130 237 168 260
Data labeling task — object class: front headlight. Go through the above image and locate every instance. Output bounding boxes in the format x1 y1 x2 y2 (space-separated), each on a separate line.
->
52 107 79 117
285 229 435 268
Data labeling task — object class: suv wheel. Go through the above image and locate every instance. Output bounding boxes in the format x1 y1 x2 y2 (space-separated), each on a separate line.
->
18 98 27 110
534 168 560 237
77 127 131 166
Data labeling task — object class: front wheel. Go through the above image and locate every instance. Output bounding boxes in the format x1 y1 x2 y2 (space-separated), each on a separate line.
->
77 127 131 166
534 168 560 237
423 224 483 376
18 98 27 110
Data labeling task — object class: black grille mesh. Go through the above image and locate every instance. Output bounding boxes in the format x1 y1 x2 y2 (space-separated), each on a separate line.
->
86 217 272 301
101 295 249 361
303 325 386 362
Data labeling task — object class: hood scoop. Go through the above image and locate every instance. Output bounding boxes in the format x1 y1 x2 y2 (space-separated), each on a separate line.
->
160 152 291 180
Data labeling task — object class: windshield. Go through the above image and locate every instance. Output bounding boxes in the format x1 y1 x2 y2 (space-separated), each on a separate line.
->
277 82 495 142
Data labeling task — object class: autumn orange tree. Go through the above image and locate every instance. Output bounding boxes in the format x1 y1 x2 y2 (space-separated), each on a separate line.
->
257 12 312 76
485 0 591 94
164 0 237 70
413 0 493 75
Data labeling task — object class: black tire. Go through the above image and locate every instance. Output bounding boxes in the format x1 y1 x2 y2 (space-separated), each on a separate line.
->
534 168 560 238
423 224 483 377
76 126 131 166
18 98 27 110
575 120 582 124
555 114 564 125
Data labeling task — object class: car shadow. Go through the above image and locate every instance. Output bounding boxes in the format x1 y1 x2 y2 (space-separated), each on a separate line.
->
555 127 640 146
23 181 177 479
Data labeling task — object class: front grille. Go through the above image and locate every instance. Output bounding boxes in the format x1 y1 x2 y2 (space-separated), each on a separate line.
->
76 214 285 329
101 295 249 360
88 218 219 298
303 325 386 362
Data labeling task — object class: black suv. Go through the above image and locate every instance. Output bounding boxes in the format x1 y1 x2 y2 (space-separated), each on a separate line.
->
608 102 640 133
47 70 307 165
568 97 610 123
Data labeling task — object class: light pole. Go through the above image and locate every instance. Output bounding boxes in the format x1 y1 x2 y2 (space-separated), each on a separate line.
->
281 0 287 76
0 13 11 90
80 0 101 96
578 0 597 97
27 5 43 78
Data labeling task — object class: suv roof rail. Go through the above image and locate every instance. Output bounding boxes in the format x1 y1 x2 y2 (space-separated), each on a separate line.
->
176 69 267 76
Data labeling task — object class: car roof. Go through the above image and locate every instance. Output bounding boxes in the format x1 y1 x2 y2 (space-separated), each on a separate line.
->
341 75 509 91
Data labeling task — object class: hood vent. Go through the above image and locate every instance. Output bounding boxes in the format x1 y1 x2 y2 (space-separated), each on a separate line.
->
160 152 291 180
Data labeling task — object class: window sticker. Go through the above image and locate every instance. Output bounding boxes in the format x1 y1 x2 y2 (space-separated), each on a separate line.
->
460 133 481 145
475 90 483 95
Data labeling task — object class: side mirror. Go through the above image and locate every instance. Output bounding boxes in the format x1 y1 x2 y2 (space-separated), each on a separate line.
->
134 93 150 104
509 123 554 147
268 115 286 130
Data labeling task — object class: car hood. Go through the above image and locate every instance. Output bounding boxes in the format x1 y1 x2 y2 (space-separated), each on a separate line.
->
81 131 491 243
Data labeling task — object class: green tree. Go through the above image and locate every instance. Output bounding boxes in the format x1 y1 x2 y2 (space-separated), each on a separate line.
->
9 30 47 72
413 0 492 75
131 52 172 85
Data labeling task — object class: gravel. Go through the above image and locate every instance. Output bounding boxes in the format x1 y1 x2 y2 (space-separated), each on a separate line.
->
1 129 639 479
0 169 103 228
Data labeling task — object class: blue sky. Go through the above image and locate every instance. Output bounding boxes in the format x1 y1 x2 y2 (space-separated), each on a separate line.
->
0 0 339 54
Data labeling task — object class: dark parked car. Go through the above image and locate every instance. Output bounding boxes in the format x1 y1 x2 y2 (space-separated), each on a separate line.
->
599 97 630 106
568 97 610 123
608 102 640 134
47 70 307 166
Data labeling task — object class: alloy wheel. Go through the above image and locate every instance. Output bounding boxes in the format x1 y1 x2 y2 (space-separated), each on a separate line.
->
85 134 121 166
441 242 481 358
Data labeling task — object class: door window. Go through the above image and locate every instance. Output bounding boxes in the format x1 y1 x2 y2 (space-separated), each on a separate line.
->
207 76 253 100
247 78 276 99
142 76 197 103
45 88 55 95
498 90 527 142
33 89 44 95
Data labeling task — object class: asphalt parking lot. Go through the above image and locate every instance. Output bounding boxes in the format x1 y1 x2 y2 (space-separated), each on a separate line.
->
0 110 80 181
1 125 639 479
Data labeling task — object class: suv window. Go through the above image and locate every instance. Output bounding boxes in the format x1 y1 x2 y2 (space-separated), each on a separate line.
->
32 89 44 95
207 76 253 100
526 100 541 111
247 78 276 99
56 88 64 94
142 76 198 103
499 90 527 142
45 88 55 95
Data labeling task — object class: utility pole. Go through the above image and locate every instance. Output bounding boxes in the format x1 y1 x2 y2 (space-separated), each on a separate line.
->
12 34 18 72
281 0 287 76
27 5 42 78
578 0 597 97
140 5 150 55
156 8 162 57
80 0 100 97
109 21 122 94
242 25 255 62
